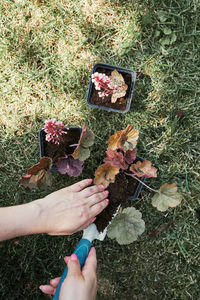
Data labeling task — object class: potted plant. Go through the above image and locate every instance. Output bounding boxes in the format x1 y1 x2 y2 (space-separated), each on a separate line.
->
87 63 136 113
20 119 94 189
93 125 182 244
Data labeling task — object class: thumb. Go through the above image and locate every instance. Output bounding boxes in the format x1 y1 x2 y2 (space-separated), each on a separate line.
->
82 247 97 277
67 254 82 277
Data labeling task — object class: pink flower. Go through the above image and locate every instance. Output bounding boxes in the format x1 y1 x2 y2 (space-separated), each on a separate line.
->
92 72 115 99
44 119 67 145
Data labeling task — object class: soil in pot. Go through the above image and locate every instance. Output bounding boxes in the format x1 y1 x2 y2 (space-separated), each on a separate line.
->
43 129 81 164
90 67 132 111
94 172 139 232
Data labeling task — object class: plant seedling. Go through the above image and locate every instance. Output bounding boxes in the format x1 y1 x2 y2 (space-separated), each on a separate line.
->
93 125 182 245
92 70 128 103
87 63 135 113
21 120 94 189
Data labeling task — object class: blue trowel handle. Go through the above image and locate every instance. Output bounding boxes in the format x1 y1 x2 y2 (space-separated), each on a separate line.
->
53 239 92 300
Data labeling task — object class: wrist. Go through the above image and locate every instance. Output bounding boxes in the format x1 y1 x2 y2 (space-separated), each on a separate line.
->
0 200 43 241
30 198 47 235
16 200 44 236
32 197 56 235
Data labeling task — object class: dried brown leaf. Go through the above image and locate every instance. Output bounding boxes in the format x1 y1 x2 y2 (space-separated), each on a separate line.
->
130 160 157 178
108 125 139 151
27 157 52 174
110 70 128 103
94 163 119 187
20 157 52 189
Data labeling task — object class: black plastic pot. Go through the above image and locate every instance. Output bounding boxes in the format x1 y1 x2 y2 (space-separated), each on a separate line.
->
39 127 82 172
127 155 146 201
87 63 136 113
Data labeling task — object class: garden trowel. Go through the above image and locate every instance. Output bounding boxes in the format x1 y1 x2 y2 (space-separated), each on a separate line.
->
53 206 120 300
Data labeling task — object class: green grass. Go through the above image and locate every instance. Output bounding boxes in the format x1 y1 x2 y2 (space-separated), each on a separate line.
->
0 0 200 299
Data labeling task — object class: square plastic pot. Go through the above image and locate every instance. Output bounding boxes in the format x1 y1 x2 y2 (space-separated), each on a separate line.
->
39 127 82 172
87 63 136 113
127 155 146 201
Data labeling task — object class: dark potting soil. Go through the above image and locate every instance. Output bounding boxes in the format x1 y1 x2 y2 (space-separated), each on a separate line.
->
94 172 138 232
126 174 138 196
43 129 81 163
90 67 132 111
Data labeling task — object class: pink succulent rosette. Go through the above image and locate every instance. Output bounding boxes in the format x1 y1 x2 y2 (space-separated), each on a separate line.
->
44 119 67 145
92 72 116 98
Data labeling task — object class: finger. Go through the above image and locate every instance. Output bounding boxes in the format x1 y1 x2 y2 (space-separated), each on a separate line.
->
87 190 109 207
90 198 109 217
68 179 93 192
67 254 82 277
63 256 70 264
39 285 55 295
82 247 97 276
50 277 61 288
80 184 105 198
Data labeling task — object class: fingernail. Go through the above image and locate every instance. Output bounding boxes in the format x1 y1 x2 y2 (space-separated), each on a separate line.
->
105 190 109 195
39 286 43 290
105 199 109 203
70 254 78 261
88 179 93 183
91 217 96 223
100 184 106 190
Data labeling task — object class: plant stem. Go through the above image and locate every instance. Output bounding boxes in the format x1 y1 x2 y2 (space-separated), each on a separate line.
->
69 144 78 147
124 172 159 193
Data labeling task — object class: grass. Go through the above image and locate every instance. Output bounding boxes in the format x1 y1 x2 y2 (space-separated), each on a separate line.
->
0 0 200 299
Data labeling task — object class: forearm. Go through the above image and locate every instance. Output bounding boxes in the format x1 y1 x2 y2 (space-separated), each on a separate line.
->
0 200 42 241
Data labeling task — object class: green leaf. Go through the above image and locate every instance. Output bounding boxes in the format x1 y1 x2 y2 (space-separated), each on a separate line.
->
157 11 167 22
76 148 90 161
163 27 172 35
81 128 95 147
154 30 160 38
141 13 152 25
152 183 182 212
160 33 177 47
170 32 177 44
160 37 171 46
107 207 145 245
72 125 94 161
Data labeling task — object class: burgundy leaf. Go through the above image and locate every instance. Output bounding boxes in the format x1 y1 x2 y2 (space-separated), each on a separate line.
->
104 149 128 170
124 149 137 165
56 156 84 177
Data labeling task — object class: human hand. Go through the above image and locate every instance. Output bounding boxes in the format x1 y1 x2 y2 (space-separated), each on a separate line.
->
35 179 109 235
39 247 97 300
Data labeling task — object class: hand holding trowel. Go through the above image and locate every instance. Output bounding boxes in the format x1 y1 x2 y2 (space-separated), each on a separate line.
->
53 202 120 300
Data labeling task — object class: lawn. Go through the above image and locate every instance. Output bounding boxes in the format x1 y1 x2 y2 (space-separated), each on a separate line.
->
0 0 199 299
